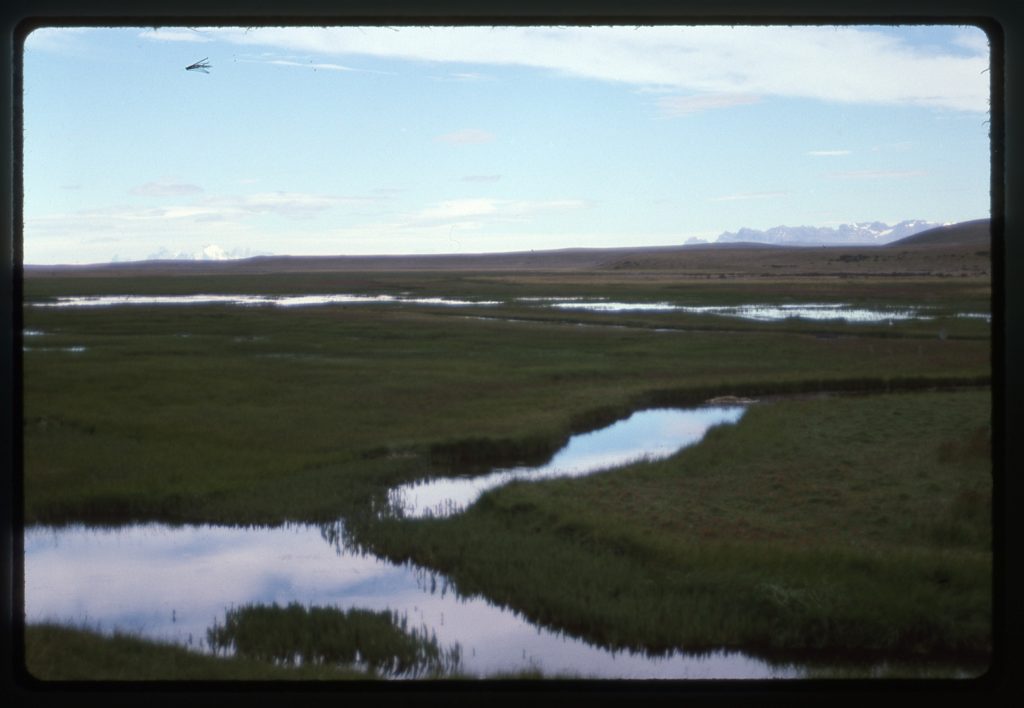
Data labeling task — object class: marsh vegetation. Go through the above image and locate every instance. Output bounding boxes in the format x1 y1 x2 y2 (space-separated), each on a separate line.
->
206 604 463 678
21 236 993 680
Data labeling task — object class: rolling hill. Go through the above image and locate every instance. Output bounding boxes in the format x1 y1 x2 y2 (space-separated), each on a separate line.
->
886 219 991 247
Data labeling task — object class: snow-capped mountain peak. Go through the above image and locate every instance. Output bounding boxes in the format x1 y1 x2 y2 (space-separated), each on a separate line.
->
140 245 270 262
714 220 940 246
199 244 230 260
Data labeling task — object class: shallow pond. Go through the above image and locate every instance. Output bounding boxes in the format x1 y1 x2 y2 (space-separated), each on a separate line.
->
538 300 943 322
29 294 989 325
25 521 802 679
31 293 502 308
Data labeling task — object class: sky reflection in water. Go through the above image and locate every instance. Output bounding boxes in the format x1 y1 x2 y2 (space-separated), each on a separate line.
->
24 519 795 679
389 407 745 518
545 300 939 322
32 294 502 308
29 294 989 324
24 405 805 678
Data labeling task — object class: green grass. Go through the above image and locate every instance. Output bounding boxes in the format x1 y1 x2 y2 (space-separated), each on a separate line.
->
23 623 371 680
19 270 993 675
22 623 578 681
350 389 992 663
21 278 991 526
206 603 463 678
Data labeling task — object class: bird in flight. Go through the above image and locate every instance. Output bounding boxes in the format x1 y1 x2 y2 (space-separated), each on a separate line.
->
186 58 211 73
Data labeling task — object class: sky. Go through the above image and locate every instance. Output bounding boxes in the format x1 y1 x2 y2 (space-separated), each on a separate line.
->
21 24 991 264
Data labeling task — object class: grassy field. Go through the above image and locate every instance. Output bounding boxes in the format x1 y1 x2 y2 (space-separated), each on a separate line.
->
352 389 991 664
21 274 990 526
19 236 994 676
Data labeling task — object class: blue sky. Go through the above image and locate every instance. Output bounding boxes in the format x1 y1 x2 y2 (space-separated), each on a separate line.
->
22 24 990 264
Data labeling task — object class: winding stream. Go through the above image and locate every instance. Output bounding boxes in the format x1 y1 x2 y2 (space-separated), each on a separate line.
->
388 406 745 518
24 404 808 679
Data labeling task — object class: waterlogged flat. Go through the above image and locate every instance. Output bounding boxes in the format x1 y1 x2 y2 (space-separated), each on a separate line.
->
389 406 746 519
23 346 87 353
24 521 799 679
680 303 929 322
21 330 87 352
28 294 988 323
31 294 502 308
547 301 681 313
537 299 959 323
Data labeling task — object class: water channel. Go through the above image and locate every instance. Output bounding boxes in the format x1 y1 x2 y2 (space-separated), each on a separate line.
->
24 404 813 679
28 293 990 324
389 407 746 518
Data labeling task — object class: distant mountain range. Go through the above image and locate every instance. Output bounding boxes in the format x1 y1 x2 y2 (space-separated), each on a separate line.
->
103 220 973 265
714 220 941 246
126 245 271 262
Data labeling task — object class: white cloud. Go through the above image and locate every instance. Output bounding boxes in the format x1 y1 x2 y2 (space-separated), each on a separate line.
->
24 27 92 52
404 197 589 228
189 25 989 112
416 198 500 221
435 129 496 145
657 94 761 116
514 199 590 213
39 192 354 223
952 27 990 55
137 28 211 43
240 192 339 212
24 190 373 253
248 57 396 74
432 71 493 83
264 59 359 72
806 150 852 157
24 206 259 264
206 191 377 219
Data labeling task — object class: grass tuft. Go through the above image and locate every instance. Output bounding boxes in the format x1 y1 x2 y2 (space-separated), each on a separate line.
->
206 603 462 678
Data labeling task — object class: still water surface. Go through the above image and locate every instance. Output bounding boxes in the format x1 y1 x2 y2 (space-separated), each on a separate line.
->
32 293 502 308
542 300 937 322
389 407 745 518
25 405 807 679
25 521 801 679
30 293 989 324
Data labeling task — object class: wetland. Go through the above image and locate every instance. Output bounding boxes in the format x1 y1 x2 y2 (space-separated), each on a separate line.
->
19 234 994 681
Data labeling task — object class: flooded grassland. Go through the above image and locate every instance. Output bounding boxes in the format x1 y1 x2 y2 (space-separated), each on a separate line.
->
20 268 992 680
